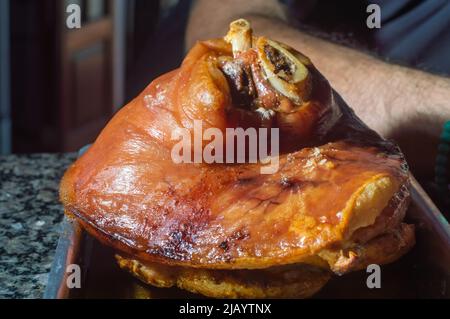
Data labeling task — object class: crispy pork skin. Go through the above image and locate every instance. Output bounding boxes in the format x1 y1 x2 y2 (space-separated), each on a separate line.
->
60 19 415 298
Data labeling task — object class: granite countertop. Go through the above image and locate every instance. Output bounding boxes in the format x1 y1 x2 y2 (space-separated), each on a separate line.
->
0 153 77 299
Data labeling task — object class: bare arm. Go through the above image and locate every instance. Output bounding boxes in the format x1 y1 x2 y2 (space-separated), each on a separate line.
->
186 0 450 179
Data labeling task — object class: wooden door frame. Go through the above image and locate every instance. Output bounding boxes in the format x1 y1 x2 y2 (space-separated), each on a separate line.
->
57 0 126 151
112 0 126 112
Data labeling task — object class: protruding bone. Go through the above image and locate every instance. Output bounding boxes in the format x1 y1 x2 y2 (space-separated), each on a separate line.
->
256 37 311 104
224 19 253 57
224 19 311 105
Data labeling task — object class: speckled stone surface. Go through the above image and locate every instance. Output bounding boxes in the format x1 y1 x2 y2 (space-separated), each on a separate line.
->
0 153 76 299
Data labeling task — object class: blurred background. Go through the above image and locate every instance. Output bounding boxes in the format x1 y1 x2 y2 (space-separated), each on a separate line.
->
0 0 192 154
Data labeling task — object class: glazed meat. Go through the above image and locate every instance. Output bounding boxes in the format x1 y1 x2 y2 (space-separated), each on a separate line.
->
60 19 414 298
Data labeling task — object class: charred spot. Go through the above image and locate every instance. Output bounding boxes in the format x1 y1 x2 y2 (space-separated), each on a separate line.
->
264 44 292 78
149 210 210 261
237 176 256 185
169 229 184 242
280 177 304 190
149 227 195 261
219 240 229 251
218 229 249 253
220 60 256 107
